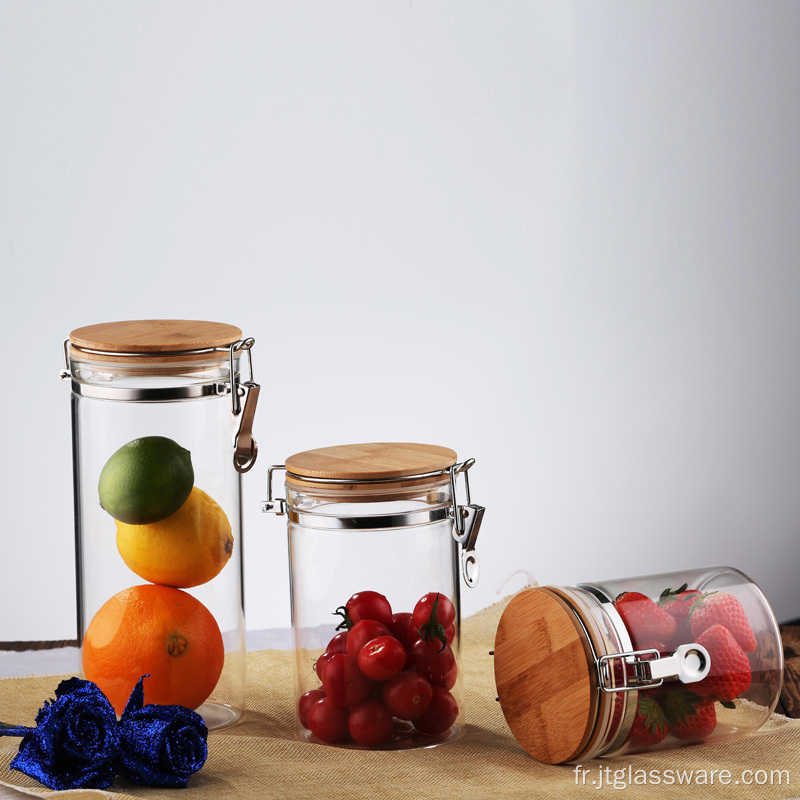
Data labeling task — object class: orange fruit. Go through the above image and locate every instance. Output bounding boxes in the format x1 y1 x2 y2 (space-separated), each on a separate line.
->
115 487 233 588
82 584 224 714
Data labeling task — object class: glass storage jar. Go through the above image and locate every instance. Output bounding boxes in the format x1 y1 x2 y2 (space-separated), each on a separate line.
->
62 319 260 730
493 566 783 763
263 442 485 749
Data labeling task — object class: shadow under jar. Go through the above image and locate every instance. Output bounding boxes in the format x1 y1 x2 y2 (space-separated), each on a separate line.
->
63 319 260 730
263 442 485 750
494 566 783 763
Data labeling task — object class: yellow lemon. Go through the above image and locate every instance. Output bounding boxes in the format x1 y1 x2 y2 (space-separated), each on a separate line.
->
116 487 233 588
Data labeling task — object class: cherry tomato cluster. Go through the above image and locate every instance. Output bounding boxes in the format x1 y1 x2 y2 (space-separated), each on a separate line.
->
298 590 460 747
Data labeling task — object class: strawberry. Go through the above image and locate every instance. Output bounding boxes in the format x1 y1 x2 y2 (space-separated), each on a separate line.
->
615 592 677 646
639 682 672 705
637 639 668 656
659 584 702 646
661 687 717 740
625 694 669 748
689 592 757 652
689 624 752 702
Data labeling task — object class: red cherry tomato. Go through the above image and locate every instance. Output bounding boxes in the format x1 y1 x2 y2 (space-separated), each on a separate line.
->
307 696 350 743
345 619 392 657
412 592 456 630
321 654 372 708
413 687 459 736
409 639 456 685
357 636 406 681
382 671 433 720
434 662 458 691
315 650 336 682
387 612 413 646
326 630 348 654
298 689 326 729
347 591 393 628
406 617 421 645
347 700 393 747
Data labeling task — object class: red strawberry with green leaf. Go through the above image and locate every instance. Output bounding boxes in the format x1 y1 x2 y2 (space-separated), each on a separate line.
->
625 694 669 748
615 592 677 646
689 592 757 652
661 687 717 740
689 624 752 702
659 584 702 644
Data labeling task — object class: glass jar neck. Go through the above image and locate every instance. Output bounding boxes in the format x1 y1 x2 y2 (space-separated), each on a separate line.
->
285 480 453 531
68 354 240 401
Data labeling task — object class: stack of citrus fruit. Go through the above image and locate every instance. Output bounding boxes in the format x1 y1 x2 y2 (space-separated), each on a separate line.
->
83 436 231 715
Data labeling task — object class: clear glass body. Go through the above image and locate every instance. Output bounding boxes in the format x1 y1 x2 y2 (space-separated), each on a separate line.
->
566 565 783 758
286 479 463 749
70 354 245 729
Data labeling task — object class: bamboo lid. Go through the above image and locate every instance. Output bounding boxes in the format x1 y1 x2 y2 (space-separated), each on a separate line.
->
69 320 242 363
494 588 600 764
285 442 457 494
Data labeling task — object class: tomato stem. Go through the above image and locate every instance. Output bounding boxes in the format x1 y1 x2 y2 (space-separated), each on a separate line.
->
418 593 447 653
332 605 354 631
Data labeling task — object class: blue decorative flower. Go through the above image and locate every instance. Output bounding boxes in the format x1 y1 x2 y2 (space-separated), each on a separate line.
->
5 677 120 790
117 676 208 788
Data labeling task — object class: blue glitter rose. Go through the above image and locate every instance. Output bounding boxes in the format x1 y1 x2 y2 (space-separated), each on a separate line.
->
116 676 208 788
2 677 120 790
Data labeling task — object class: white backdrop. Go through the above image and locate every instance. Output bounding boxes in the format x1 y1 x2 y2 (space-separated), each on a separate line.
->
2 1 799 642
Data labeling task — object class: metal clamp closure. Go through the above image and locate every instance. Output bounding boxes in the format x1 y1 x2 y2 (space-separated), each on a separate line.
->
228 339 260 473
597 643 711 693
59 338 71 380
61 336 260 471
261 465 288 515
262 459 485 589
449 459 484 589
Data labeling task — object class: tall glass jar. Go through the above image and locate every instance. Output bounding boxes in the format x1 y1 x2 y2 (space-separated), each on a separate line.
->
494 566 783 763
263 442 485 749
62 320 260 730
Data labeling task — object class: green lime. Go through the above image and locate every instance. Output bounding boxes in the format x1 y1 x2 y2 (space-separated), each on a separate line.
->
98 436 194 524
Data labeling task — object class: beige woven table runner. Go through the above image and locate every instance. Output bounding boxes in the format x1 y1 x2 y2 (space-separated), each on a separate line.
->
2 597 799 800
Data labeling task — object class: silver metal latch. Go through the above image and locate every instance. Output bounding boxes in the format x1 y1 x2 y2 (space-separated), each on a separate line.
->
597 643 711 693
59 338 71 380
261 465 287 515
229 339 260 474
450 459 485 589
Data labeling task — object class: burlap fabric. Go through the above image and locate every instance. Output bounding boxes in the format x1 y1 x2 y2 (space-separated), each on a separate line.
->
2 597 799 800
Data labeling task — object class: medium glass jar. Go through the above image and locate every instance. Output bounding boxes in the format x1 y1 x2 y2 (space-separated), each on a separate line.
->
263 442 485 749
494 566 783 763
62 319 260 730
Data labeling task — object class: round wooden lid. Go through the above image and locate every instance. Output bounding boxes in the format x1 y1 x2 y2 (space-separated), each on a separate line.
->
69 320 242 362
286 442 457 482
494 588 600 764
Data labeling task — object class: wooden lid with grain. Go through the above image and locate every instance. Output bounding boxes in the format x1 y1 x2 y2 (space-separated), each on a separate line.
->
285 442 457 493
69 320 242 363
494 587 600 764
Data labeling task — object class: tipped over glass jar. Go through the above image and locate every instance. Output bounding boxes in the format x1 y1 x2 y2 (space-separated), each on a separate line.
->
493 566 783 763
